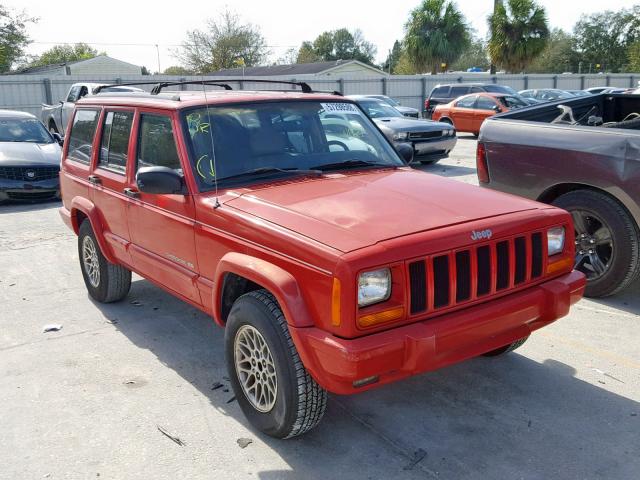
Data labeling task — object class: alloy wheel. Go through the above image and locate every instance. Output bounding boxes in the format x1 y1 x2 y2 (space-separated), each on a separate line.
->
82 236 100 288
571 209 613 281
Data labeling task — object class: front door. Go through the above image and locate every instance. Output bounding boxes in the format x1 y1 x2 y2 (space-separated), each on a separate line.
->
126 110 201 304
473 96 500 134
89 109 135 266
451 95 478 132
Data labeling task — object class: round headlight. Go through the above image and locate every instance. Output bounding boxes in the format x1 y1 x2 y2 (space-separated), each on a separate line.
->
358 268 391 307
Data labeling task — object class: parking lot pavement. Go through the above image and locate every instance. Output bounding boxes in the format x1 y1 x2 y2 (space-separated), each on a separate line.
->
1 134 638 480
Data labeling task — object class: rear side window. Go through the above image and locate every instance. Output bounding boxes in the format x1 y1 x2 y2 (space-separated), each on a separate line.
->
99 111 134 173
476 97 497 110
137 114 181 171
456 96 477 109
67 109 99 164
450 86 470 98
430 86 449 97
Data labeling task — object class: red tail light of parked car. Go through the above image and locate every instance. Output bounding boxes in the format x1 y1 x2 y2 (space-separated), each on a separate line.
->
477 142 489 183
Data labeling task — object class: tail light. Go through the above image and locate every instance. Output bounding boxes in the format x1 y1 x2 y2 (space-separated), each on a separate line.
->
476 142 489 183
425 98 430 110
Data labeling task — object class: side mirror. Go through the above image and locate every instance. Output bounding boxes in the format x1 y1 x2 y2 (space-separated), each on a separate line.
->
492 105 503 112
52 132 64 146
395 142 414 164
136 166 185 195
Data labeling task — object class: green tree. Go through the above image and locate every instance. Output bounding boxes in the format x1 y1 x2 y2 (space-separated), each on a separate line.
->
382 40 403 73
300 28 377 64
393 51 418 74
176 9 268 73
451 37 489 72
629 41 640 72
0 5 36 72
30 43 102 67
573 6 640 72
296 41 321 63
404 0 470 74
488 0 549 73
528 28 579 73
162 65 192 75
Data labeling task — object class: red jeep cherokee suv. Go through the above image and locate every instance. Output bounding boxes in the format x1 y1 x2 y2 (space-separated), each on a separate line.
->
58 80 585 438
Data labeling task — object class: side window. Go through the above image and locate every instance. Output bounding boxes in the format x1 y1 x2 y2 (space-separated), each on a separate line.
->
66 86 81 103
455 96 477 109
99 111 134 173
470 86 484 93
137 114 181 171
450 86 469 98
476 97 497 110
431 86 449 97
67 109 99 164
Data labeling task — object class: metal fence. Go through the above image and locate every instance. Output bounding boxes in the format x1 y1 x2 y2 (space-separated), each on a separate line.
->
2 72 639 117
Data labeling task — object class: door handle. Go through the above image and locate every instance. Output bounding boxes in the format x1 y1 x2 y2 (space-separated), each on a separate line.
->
123 187 140 199
88 175 101 185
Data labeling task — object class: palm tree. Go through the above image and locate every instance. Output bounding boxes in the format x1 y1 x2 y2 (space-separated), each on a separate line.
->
404 0 470 74
488 0 550 73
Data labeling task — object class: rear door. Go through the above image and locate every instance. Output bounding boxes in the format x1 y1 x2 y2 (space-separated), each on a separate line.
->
89 108 135 266
474 96 500 132
126 110 201 304
451 95 478 132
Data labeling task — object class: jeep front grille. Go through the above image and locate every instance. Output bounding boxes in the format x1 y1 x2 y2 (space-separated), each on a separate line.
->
0 166 60 182
407 231 546 316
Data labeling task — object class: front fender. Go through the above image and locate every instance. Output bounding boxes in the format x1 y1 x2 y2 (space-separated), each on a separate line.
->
69 196 117 264
213 252 315 328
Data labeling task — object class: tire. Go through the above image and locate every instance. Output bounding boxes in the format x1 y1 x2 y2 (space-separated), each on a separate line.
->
49 122 59 134
78 220 131 303
483 336 529 357
552 190 640 297
439 117 454 127
225 290 327 439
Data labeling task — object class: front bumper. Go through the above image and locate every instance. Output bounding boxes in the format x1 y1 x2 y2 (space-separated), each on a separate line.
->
0 178 60 202
290 270 585 394
396 136 457 160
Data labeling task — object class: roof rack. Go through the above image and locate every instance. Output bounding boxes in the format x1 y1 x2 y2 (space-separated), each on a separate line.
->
92 79 341 96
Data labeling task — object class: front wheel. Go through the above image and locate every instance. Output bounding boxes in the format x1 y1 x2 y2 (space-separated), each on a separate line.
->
225 290 327 438
78 220 131 303
552 190 640 297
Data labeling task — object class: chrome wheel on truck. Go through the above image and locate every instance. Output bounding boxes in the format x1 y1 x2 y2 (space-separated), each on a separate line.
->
553 190 640 297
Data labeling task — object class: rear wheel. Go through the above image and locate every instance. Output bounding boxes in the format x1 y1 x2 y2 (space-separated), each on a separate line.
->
78 220 131 303
48 122 58 134
225 290 327 438
552 190 640 297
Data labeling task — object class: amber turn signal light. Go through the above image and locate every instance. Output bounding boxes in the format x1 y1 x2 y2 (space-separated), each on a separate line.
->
547 256 574 275
331 278 341 327
358 306 404 328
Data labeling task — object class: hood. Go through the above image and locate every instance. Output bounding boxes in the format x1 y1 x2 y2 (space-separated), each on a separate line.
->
0 142 61 166
396 105 419 114
373 117 450 133
225 169 540 253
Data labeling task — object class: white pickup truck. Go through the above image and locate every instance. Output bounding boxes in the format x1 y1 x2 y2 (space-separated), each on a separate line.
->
41 82 142 135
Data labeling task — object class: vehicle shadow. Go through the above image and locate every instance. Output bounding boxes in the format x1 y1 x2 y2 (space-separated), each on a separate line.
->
586 275 640 316
0 199 61 215
92 278 640 480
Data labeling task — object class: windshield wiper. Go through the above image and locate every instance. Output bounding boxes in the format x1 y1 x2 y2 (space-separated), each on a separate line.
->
311 159 396 171
219 166 323 182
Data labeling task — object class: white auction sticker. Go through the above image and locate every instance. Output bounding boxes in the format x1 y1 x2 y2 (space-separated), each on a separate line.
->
321 102 360 114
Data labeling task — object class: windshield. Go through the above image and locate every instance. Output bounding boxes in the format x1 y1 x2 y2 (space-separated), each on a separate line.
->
357 100 404 118
182 100 403 190
374 96 399 106
484 85 517 95
0 118 53 143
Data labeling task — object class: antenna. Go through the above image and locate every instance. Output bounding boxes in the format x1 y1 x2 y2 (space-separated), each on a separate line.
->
200 78 221 209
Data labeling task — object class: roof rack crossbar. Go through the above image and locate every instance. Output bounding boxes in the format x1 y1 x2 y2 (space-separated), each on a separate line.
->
92 79 331 96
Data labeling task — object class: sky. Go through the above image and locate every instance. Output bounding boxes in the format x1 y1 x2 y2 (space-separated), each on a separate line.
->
7 0 637 72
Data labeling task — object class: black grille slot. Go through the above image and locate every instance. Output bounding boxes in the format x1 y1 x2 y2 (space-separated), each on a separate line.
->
408 130 443 140
514 237 527 284
433 256 450 308
496 241 510 290
0 166 59 182
477 246 491 296
531 233 543 278
408 260 427 314
455 251 471 302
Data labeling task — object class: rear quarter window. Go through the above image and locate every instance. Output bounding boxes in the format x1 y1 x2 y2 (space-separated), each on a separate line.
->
67 109 100 164
430 86 449 97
